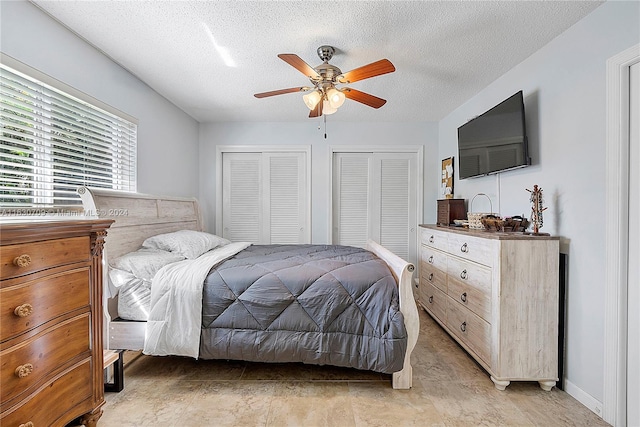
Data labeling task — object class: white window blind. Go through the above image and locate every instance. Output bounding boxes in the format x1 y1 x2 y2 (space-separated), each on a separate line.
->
1 63 137 208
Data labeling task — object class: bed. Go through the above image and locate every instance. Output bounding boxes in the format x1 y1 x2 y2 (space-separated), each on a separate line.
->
77 186 419 389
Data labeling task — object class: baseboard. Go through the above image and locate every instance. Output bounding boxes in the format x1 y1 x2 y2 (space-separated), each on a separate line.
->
564 379 604 419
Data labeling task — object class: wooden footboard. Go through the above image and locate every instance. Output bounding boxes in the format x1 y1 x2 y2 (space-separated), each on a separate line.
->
78 187 418 389
367 240 419 389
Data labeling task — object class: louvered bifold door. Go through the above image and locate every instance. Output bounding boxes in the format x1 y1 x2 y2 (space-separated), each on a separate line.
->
222 152 262 242
332 153 372 248
374 153 417 262
333 151 417 264
222 151 308 245
265 152 307 244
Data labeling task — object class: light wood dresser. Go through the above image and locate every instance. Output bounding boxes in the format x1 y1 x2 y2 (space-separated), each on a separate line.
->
418 224 559 391
1 219 112 427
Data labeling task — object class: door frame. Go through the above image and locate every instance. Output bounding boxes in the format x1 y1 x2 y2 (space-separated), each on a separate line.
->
604 43 640 426
328 145 424 263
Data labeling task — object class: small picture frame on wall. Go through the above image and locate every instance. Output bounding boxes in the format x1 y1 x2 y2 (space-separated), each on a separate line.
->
441 157 454 199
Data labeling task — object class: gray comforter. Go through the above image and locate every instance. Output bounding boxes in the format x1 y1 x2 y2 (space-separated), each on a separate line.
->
199 245 407 373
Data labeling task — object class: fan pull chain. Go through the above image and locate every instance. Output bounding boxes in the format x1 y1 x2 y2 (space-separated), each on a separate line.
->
324 115 327 139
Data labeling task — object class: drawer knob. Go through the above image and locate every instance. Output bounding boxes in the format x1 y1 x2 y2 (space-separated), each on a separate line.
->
460 322 467 333
15 363 33 378
460 269 468 280
460 243 468 253
428 255 434 264
14 303 33 318
460 292 467 303
428 296 434 304
428 273 434 281
19 422 34 427
13 254 32 268
429 235 434 243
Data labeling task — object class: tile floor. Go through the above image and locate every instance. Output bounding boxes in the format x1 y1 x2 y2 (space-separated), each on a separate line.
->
98 309 610 426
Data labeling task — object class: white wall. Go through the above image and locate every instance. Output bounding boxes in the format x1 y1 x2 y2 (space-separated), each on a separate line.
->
438 0 640 412
0 0 200 198
199 121 439 241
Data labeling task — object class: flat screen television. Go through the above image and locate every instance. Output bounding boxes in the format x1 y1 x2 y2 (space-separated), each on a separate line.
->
457 91 530 179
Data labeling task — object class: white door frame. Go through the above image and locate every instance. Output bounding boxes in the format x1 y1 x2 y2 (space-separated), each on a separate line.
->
604 43 640 426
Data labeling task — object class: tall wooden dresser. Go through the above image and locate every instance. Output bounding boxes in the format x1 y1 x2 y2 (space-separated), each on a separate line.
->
1 219 112 427
417 224 559 391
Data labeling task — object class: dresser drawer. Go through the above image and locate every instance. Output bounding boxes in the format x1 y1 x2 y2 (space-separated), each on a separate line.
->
0 359 92 427
421 246 448 276
447 297 491 365
1 314 90 404
446 256 491 294
448 275 491 321
420 227 448 251
421 245 447 295
447 233 495 266
1 268 90 339
420 282 446 323
0 236 90 280
420 261 447 293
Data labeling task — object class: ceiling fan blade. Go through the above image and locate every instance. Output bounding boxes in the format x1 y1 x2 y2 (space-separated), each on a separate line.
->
278 54 321 80
254 87 308 98
309 100 323 118
337 59 395 84
343 88 387 109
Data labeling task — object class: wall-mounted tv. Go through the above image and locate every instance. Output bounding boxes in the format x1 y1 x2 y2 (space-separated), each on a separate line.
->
457 91 530 179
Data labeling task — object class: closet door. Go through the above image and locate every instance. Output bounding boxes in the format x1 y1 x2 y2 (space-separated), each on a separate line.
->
333 153 371 248
332 151 417 264
376 155 416 261
264 152 307 244
627 60 639 427
221 151 308 244
222 152 261 242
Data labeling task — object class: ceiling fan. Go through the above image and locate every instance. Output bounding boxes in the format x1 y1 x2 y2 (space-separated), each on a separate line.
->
254 46 395 118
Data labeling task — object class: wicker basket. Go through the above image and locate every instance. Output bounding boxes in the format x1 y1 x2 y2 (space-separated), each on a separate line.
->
467 193 498 229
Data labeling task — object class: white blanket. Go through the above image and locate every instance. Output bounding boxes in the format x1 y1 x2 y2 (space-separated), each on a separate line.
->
143 242 251 358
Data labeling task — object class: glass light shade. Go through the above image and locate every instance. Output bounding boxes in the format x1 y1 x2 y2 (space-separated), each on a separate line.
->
322 100 337 115
303 91 322 110
326 88 346 109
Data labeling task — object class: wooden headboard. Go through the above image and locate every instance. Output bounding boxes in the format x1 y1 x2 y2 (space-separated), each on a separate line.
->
77 187 205 349
77 186 203 260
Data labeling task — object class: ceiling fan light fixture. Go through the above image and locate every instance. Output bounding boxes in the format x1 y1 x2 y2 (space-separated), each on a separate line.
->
255 47 395 118
327 88 346 109
322 100 337 115
303 90 322 110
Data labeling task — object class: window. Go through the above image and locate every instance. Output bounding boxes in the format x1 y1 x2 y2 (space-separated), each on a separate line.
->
1 59 137 209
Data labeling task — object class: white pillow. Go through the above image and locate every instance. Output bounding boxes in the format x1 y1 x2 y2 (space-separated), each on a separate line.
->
142 230 231 259
108 268 152 321
111 248 185 281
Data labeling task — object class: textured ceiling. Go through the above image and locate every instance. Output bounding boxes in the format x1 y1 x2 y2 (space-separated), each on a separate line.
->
32 1 603 123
